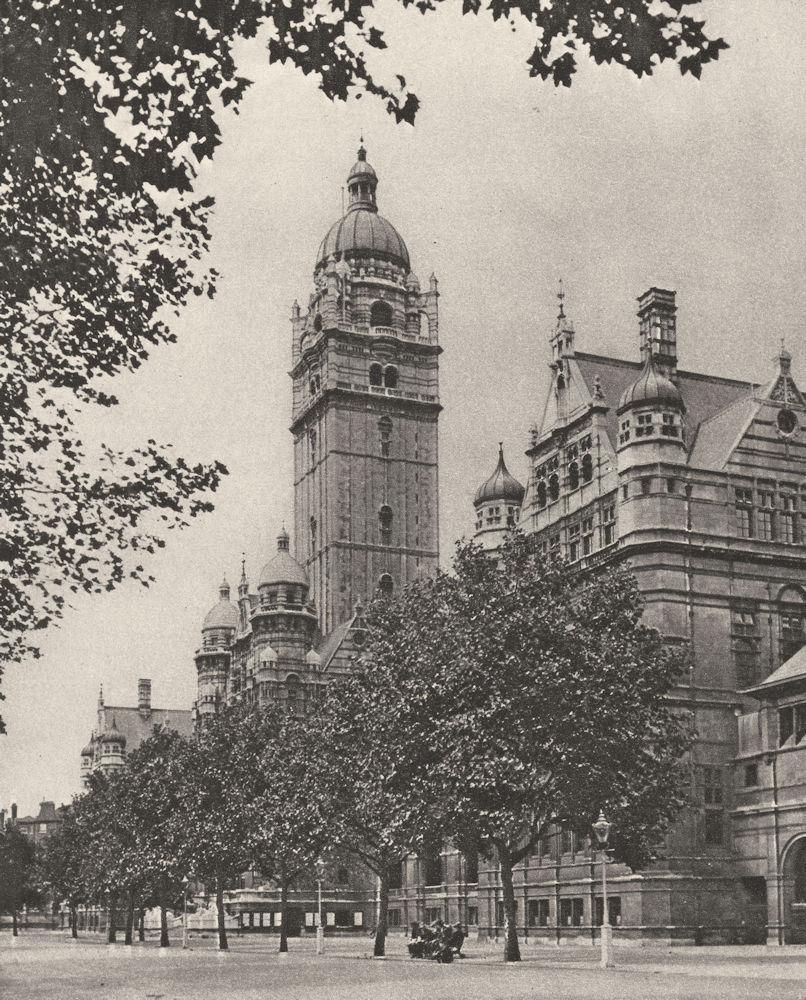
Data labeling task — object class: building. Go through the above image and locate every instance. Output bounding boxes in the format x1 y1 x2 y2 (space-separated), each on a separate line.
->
468 287 806 944
79 678 193 786
1 800 64 846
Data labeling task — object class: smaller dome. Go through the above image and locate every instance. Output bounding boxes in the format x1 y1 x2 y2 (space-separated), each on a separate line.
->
618 358 685 415
347 144 377 185
474 444 525 506
259 529 309 588
99 718 126 747
305 648 322 667
80 740 94 758
202 577 239 631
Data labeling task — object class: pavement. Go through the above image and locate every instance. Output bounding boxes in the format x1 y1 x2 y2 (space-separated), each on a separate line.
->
3 930 806 999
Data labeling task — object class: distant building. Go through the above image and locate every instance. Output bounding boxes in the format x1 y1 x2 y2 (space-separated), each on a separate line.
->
1 800 63 846
79 678 193 786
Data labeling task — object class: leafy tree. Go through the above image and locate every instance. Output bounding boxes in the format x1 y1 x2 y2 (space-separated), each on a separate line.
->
315 667 445 957
181 706 264 951
351 536 692 962
37 805 89 938
246 707 332 953
0 821 38 935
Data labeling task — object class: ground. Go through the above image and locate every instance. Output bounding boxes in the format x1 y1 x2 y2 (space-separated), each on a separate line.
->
4 932 806 1000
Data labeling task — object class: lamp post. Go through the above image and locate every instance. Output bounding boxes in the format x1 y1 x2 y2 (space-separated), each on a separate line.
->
592 811 615 969
182 877 190 950
314 858 325 955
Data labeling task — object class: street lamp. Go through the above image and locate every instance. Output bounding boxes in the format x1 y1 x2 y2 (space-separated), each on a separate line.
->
182 877 190 950
315 858 325 955
592 810 614 969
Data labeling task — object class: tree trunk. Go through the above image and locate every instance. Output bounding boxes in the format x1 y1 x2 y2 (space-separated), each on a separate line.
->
138 905 145 942
216 871 228 952
124 891 134 945
11 901 18 937
107 895 117 943
70 903 78 939
160 900 169 948
279 880 288 953
374 870 390 957
499 847 521 962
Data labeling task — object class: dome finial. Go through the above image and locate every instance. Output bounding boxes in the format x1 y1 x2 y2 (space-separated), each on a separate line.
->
557 279 565 320
219 576 230 601
358 134 366 160
277 526 290 553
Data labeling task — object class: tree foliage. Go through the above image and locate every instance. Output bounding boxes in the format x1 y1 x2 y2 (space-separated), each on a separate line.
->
37 805 89 938
349 536 692 961
0 820 39 934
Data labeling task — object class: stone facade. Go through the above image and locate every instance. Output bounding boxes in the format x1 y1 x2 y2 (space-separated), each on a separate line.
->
470 287 806 944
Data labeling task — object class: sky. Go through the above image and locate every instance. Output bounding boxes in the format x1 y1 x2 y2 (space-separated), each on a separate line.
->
2 1 805 815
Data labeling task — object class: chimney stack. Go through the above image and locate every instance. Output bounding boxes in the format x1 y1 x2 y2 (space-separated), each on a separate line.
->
637 287 677 378
11 802 18 822
138 678 152 718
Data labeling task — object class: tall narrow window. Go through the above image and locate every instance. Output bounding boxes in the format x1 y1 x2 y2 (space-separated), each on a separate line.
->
602 503 616 546
735 487 754 538
582 516 594 556
537 480 547 509
379 505 393 545
581 452 593 483
758 490 775 540
781 495 798 544
549 474 560 502
309 517 317 552
378 574 393 598
309 428 317 466
369 362 383 387
383 365 398 389
568 461 579 491
568 523 580 562
379 417 392 458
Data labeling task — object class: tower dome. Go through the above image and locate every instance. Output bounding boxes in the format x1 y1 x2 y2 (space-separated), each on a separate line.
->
617 358 685 415
316 144 409 270
474 444 526 507
202 577 239 631
99 717 126 747
259 528 309 588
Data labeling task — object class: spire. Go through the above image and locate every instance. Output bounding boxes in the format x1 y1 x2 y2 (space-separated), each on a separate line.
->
98 684 104 708
557 279 565 320
550 280 575 360
238 554 249 600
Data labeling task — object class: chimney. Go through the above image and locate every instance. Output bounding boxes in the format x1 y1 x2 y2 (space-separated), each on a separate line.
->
637 287 677 377
11 802 17 822
138 678 152 718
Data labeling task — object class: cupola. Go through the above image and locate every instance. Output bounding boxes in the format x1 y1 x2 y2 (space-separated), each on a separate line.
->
473 444 525 552
616 358 686 454
474 443 526 507
202 577 239 632
258 529 309 589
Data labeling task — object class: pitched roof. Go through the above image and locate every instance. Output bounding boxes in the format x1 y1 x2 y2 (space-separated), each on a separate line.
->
743 645 806 699
98 705 193 754
316 619 354 671
572 352 758 457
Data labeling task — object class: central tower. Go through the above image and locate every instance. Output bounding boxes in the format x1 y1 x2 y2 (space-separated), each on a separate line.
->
290 145 441 635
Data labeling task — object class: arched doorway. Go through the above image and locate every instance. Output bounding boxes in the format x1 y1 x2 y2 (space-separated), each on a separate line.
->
783 836 806 943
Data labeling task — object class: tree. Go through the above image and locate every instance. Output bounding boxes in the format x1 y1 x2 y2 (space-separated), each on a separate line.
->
37 805 89 938
0 821 38 935
181 707 264 952
245 707 332 953
315 668 445 957
351 536 692 961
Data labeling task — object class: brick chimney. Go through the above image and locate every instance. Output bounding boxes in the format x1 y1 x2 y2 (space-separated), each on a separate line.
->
11 802 17 822
138 678 152 718
637 287 677 378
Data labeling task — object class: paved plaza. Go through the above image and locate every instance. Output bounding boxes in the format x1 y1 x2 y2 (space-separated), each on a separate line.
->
4 933 806 1000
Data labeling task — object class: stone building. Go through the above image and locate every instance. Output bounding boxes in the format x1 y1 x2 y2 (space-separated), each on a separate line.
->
79 678 193 786
467 287 806 944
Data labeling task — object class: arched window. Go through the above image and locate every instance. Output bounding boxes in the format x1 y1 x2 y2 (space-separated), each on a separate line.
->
309 428 317 466
537 481 547 509
369 362 383 387
310 517 317 553
568 461 579 492
549 474 560 502
309 370 320 395
370 300 393 327
582 453 593 483
379 416 392 457
378 574 393 598
313 313 323 332
379 505 393 545
384 365 398 389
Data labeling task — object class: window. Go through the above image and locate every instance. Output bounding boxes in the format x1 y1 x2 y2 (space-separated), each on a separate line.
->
549 474 560 502
603 503 616 546
757 508 774 541
560 827 574 855
736 488 753 538
582 517 594 556
667 478 676 493
379 417 392 458
423 847 442 886
467 906 479 926
568 523 580 562
641 477 651 496
581 452 593 483
549 534 561 558
537 481 547 509
309 371 321 395
379 505 393 545
383 365 398 389
661 412 679 437
595 896 621 926
734 638 760 688
797 704 806 744
310 517 317 552
636 412 653 437
559 898 584 927
309 428 317 466
370 300 393 327
528 899 550 927
701 765 724 846
568 461 579 491
619 418 630 445
622 483 629 500
780 706 795 745
369 362 383 386
378 574 393 598
781 495 798 543
464 848 479 883
388 909 402 927
732 608 757 636
704 811 724 846
782 611 805 662
744 763 759 787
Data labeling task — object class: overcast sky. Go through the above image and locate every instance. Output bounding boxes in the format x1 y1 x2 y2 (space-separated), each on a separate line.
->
2 1 805 815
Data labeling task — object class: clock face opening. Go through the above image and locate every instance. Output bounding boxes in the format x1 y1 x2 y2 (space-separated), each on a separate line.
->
777 408 798 437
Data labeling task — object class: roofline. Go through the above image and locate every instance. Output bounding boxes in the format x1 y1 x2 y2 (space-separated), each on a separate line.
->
574 351 759 391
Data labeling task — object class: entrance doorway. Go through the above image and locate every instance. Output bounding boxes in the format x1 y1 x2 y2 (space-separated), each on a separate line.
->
784 837 806 943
